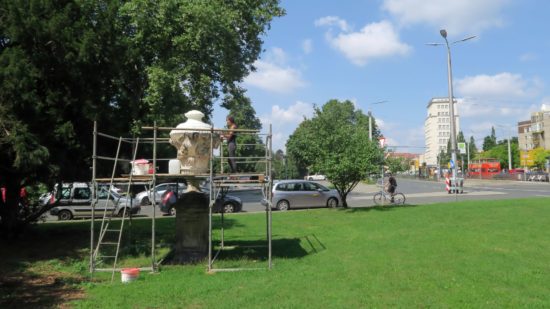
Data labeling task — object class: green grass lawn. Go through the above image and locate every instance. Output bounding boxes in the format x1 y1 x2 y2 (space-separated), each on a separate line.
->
2 198 550 308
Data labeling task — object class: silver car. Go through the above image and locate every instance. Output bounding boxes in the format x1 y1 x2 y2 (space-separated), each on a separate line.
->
263 180 340 211
135 182 186 205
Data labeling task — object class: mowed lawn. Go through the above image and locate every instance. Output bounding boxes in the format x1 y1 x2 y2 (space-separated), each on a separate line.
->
1 198 549 308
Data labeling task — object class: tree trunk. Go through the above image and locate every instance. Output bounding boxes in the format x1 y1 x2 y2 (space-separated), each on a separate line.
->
341 192 348 208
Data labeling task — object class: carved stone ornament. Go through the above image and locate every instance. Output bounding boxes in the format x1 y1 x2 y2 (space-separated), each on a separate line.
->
169 110 221 177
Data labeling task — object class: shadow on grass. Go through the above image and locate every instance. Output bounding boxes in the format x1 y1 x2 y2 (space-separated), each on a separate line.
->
0 223 91 308
216 234 325 261
161 233 325 266
0 217 178 306
117 216 242 258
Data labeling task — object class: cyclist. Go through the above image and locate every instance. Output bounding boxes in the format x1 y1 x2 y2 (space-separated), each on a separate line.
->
386 172 397 203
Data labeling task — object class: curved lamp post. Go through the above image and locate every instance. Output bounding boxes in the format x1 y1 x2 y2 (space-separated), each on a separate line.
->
427 30 476 181
368 100 388 141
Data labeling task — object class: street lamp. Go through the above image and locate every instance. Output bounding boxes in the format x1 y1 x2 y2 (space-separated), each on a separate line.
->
378 136 387 189
427 30 476 182
368 100 388 141
497 125 513 171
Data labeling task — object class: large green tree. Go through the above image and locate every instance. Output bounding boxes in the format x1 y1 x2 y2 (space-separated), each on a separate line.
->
286 100 382 207
0 0 283 236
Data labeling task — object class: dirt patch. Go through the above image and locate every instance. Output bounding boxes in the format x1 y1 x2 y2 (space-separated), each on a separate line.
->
0 271 86 308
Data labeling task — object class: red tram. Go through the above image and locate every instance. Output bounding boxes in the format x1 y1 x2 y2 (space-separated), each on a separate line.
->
468 159 501 178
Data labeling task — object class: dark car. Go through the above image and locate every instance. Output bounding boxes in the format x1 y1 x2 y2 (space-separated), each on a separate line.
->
159 186 242 215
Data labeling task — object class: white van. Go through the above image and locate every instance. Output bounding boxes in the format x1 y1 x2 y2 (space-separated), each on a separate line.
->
49 183 140 220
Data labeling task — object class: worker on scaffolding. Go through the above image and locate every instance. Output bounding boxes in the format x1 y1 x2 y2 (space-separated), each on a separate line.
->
223 115 238 173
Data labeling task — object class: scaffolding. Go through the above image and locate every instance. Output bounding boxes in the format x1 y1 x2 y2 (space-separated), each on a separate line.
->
90 121 273 278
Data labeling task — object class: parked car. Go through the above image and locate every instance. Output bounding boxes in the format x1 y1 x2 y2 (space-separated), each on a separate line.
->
159 186 243 215
305 174 327 181
135 182 186 205
38 191 54 207
527 172 549 182
261 180 340 211
49 182 140 220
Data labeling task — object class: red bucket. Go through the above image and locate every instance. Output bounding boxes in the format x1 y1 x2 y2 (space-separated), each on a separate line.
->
121 268 140 283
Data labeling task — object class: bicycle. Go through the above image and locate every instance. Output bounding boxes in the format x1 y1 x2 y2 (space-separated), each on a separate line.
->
373 189 406 206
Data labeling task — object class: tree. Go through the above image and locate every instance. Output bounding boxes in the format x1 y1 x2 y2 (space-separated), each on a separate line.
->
265 149 300 180
468 136 478 159
385 156 409 174
221 92 264 173
0 0 284 236
286 100 382 207
482 127 497 151
530 148 550 170
479 138 519 169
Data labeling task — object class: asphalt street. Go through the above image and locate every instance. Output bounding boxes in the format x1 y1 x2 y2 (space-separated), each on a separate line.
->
44 177 550 221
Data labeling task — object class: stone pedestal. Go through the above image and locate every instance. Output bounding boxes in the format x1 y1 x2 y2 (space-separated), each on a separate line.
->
171 191 209 264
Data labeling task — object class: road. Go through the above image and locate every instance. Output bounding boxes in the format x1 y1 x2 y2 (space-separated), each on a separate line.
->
44 178 550 221
139 177 550 215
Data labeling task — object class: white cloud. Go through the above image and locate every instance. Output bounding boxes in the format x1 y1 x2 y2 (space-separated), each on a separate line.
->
386 125 426 152
268 101 314 124
382 0 511 34
260 101 314 151
302 39 313 54
244 48 306 94
455 73 541 101
314 16 351 32
519 52 538 62
268 47 287 65
316 19 411 66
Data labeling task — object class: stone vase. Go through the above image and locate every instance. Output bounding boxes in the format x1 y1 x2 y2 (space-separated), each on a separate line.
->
169 110 221 175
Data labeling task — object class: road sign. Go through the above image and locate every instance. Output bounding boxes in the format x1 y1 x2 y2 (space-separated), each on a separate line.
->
457 142 466 154
450 159 455 168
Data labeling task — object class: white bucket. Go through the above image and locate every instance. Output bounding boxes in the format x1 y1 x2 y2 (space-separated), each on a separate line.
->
131 159 149 175
169 159 181 174
121 268 140 283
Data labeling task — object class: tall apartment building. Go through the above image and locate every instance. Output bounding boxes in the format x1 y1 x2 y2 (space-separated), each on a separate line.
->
518 106 550 151
424 97 460 166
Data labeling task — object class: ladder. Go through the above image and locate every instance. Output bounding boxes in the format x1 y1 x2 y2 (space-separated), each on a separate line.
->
92 137 140 282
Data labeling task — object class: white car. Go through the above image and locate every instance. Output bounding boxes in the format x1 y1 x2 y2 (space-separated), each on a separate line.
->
49 183 140 220
135 182 186 205
305 174 327 181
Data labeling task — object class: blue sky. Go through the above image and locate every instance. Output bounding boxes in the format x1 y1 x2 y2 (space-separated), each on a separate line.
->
212 0 550 153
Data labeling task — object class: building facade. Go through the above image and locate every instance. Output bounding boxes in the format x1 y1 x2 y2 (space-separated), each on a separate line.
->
518 106 550 151
517 120 533 151
424 97 460 166
517 106 550 168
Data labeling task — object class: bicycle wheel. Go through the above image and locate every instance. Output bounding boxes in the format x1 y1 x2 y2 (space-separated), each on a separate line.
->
392 193 406 205
373 192 386 206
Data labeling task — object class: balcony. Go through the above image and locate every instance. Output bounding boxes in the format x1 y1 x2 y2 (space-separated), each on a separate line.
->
530 122 544 133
